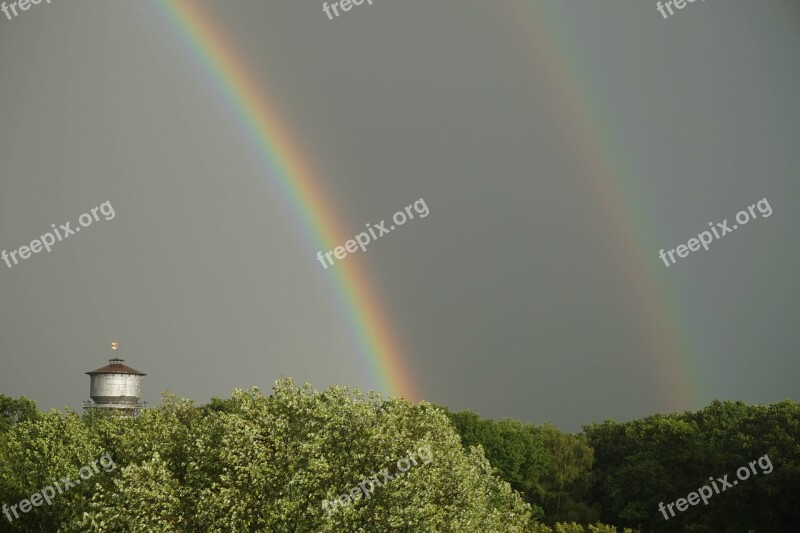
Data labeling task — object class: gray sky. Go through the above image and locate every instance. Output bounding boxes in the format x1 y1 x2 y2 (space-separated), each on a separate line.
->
1 0 798 432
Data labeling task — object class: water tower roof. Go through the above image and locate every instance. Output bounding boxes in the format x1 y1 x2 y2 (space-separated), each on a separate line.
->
87 358 146 376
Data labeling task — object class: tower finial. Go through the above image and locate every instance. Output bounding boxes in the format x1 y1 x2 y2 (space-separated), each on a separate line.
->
109 342 124 364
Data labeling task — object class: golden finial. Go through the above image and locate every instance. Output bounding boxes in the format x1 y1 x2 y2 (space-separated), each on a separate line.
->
111 342 119 351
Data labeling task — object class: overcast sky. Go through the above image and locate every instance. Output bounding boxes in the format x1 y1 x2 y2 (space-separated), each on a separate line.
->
1 0 798 432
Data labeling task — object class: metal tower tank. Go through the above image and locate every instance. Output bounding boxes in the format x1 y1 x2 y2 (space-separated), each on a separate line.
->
84 342 146 416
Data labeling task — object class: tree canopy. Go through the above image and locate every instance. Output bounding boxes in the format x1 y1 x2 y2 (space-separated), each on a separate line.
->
0 387 797 532
0 381 533 532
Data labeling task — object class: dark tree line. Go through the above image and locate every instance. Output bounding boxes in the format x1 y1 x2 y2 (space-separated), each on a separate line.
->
442 399 800 532
1 390 797 531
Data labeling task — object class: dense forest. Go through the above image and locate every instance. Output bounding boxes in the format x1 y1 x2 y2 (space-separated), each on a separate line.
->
0 382 797 532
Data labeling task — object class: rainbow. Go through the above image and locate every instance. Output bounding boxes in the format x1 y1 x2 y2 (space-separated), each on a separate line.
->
505 2 700 409
155 0 419 400
154 0 699 410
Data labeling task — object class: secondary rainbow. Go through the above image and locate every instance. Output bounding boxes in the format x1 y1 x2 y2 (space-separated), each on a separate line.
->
504 1 700 409
155 0 419 400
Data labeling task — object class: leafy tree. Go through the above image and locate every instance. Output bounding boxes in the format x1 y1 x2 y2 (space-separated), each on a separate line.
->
0 409 107 532
79 452 184 532
73 380 534 532
535 424 597 524
443 409 597 525
584 400 800 532
0 395 38 434
444 409 547 518
529 522 635 533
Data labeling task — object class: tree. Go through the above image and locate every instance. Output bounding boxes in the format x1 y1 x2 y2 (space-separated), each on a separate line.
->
0 395 38 434
443 409 597 525
584 400 800 532
0 409 105 532
535 424 597 524
73 380 534 532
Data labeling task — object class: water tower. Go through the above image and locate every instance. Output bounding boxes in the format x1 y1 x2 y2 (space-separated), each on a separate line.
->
84 342 146 416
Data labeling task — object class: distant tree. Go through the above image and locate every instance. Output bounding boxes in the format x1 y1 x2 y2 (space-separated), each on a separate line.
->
443 409 598 525
584 400 800 532
535 424 598 524
200 395 240 415
685 400 800 532
0 395 38 434
584 414 705 531
446 412 547 502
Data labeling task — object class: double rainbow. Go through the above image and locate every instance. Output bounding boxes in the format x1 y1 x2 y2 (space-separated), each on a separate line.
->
155 0 697 409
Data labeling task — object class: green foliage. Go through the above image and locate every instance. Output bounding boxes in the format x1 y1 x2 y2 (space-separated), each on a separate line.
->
446 411 547 502
554 523 588 533
77 452 184 532
0 395 38 434
1 381 534 532
442 408 598 525
529 522 635 533
0 409 107 532
0 387 796 532
445 400 800 532
535 424 598 524
584 400 800 532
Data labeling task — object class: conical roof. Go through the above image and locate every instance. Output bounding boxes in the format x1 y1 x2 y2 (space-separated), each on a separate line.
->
87 358 146 376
